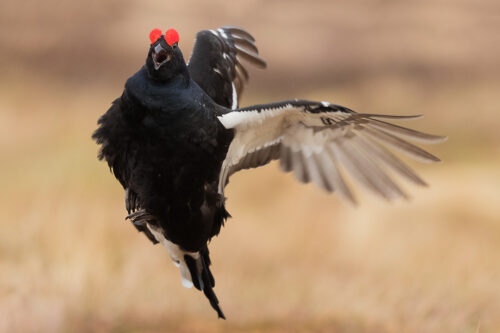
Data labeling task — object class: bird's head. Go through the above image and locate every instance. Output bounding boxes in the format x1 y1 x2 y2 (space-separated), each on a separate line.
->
145 28 185 81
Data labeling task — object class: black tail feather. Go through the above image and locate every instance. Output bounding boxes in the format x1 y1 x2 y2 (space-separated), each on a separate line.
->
184 255 204 290
201 249 215 287
184 249 225 319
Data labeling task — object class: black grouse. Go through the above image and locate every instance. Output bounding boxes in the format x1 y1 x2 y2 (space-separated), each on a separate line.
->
92 26 446 319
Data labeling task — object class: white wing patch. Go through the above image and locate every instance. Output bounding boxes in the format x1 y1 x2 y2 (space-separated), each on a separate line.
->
217 28 228 39
213 68 223 77
217 101 445 203
231 82 238 110
218 104 292 129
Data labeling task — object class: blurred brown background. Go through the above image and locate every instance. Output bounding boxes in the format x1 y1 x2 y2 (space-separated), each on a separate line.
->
1 0 499 332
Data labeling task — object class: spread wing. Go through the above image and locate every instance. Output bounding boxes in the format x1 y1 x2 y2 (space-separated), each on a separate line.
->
217 100 446 203
188 26 266 109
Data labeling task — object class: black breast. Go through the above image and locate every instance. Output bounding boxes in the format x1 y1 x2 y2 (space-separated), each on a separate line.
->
117 68 233 250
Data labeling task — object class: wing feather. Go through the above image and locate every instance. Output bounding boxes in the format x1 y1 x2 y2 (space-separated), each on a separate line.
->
231 35 259 53
279 146 293 172
221 26 256 41
291 149 310 184
361 126 441 163
188 26 266 109
364 118 446 143
217 100 446 202
353 133 427 186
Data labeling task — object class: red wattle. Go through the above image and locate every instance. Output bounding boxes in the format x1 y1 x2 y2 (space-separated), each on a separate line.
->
149 28 162 44
165 29 179 46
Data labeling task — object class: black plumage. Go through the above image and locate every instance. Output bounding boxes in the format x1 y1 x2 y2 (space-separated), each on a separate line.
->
93 26 445 319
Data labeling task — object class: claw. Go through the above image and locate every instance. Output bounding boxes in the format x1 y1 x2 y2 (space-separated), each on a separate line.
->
126 209 156 226
126 209 146 220
125 188 140 214
125 188 131 214
131 192 137 212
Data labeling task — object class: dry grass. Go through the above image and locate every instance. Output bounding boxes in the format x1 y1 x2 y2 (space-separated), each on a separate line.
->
1 76 499 332
1 0 500 331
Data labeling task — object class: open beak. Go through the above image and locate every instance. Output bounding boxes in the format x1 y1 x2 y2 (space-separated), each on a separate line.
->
152 43 171 70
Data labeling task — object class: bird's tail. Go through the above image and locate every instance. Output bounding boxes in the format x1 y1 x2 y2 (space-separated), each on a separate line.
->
184 247 225 319
138 222 225 318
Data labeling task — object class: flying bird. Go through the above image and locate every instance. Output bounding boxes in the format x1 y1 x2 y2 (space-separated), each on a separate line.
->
92 26 446 319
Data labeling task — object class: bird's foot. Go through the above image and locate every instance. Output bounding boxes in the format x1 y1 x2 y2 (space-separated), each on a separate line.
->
126 209 156 226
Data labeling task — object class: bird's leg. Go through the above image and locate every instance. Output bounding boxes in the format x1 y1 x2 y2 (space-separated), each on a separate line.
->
125 188 138 214
126 209 156 226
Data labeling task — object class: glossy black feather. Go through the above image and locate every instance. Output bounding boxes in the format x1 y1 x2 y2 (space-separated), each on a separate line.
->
188 27 266 109
93 66 233 251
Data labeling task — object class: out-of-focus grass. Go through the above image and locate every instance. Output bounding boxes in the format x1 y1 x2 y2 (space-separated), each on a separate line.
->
2 0 500 331
1 76 499 333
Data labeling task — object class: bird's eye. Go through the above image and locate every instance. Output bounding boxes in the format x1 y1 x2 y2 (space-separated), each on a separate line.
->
165 29 180 46
149 28 162 44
